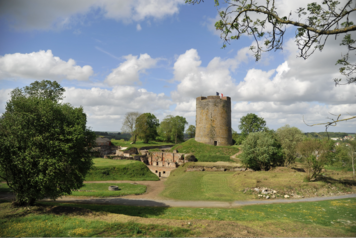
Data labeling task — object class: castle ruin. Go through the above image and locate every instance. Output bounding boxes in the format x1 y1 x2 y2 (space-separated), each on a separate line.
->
195 95 232 146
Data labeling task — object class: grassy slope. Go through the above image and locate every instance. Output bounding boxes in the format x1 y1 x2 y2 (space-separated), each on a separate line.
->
169 139 239 162
111 139 174 148
85 158 159 181
162 164 356 201
3 198 353 237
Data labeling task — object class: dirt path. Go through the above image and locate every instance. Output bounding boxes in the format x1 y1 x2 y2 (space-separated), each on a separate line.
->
230 150 242 162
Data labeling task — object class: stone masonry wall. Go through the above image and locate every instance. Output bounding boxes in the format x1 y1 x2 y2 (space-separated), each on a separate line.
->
195 96 232 146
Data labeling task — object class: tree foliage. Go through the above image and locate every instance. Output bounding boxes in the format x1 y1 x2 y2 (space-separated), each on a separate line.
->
186 0 356 84
186 125 196 139
158 115 188 143
135 113 159 143
238 113 267 137
0 81 95 206
240 131 284 171
121 112 141 144
296 138 330 180
276 124 304 166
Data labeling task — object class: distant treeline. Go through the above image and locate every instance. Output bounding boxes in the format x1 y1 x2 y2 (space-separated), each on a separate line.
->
304 132 354 139
94 131 131 141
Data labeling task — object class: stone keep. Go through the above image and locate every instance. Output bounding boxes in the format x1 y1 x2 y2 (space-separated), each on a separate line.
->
195 96 232 146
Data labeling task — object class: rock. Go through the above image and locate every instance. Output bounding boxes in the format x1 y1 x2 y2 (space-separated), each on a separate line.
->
266 196 270 199
271 195 276 199
258 194 262 197
254 188 260 192
284 195 290 198
272 190 277 194
108 185 119 191
173 149 179 153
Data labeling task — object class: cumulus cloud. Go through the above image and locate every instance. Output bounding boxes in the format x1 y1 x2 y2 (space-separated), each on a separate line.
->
104 53 158 86
0 0 185 30
0 50 93 81
63 86 173 131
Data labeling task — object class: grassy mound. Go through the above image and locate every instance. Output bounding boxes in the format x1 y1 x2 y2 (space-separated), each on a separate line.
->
85 159 159 181
170 139 239 162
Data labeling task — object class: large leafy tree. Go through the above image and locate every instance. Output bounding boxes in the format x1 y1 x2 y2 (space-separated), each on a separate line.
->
276 124 305 166
0 80 96 206
121 112 141 144
238 113 267 137
159 115 188 143
135 113 159 143
186 0 356 85
240 131 284 171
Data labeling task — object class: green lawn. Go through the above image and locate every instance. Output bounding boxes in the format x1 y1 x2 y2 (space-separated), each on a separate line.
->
85 158 159 181
169 139 239 162
0 183 146 198
92 158 138 167
33 198 356 236
111 139 174 148
71 183 146 197
161 163 356 201
0 202 190 237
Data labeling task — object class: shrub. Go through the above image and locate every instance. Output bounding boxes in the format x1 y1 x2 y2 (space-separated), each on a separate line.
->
240 131 284 171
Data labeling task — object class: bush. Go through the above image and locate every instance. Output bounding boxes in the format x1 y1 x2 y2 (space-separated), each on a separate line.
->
240 131 284 171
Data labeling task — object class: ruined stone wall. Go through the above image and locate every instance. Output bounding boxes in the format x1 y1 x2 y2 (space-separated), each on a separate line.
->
195 96 232 146
148 152 185 167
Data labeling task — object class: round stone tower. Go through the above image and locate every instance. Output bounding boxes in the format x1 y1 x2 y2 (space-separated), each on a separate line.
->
195 96 232 146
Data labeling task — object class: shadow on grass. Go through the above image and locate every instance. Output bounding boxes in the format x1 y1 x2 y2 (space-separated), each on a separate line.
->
38 199 170 218
315 176 356 186
291 167 306 172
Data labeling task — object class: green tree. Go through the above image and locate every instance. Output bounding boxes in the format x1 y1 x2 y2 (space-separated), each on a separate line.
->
296 138 329 180
121 112 141 144
158 115 188 143
238 113 267 145
186 125 196 139
0 81 95 206
135 113 159 143
23 80 65 101
240 131 284 171
186 0 356 85
276 124 305 167
347 140 356 176
231 128 239 144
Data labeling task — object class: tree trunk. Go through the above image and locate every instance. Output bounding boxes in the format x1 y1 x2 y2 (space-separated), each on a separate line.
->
132 134 137 144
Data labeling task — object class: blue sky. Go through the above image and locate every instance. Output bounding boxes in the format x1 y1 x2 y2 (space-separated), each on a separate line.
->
0 0 355 133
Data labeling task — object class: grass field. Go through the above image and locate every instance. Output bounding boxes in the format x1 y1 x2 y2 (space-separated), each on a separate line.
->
0 183 146 197
0 201 190 237
111 139 174 148
161 163 356 201
85 158 159 181
1 198 355 237
170 139 239 162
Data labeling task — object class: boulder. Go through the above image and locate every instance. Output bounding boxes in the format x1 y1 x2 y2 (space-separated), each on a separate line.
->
108 185 119 191
284 195 290 198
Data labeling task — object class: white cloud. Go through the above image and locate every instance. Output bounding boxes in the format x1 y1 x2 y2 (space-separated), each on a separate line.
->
104 53 158 86
0 50 93 81
0 0 185 30
136 23 142 31
63 86 173 131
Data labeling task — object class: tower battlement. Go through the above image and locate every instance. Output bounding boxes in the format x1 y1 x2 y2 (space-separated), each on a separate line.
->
195 95 232 146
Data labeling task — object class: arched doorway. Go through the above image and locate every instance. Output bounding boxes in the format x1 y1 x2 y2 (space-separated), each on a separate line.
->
159 172 161 177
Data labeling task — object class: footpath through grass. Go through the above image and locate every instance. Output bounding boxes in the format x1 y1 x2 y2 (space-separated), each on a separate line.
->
170 139 239 162
1 198 354 237
162 163 356 201
85 158 159 181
